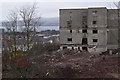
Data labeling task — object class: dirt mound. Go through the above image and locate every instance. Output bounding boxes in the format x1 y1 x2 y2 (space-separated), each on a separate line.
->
46 50 119 78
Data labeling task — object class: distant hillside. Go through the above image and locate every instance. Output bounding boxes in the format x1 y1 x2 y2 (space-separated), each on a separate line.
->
41 17 59 26
1 17 59 27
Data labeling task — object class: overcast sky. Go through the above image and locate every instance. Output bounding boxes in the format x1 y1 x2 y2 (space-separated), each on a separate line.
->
0 0 119 22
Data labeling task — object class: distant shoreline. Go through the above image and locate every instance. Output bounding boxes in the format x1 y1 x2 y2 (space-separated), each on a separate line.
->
2 26 59 32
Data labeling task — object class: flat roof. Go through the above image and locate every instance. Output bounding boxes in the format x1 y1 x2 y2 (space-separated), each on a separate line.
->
60 7 107 10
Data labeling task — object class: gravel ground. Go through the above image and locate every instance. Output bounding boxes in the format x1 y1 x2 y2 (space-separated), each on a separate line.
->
46 51 119 78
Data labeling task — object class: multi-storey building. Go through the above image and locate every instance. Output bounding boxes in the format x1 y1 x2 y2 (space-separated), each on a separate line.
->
59 7 120 52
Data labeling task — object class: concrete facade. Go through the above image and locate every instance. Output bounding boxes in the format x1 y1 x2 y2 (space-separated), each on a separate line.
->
0 29 4 55
59 7 120 52
0 28 3 79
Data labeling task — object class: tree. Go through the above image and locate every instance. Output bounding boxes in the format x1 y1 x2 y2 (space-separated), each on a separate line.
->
19 3 41 52
5 10 19 58
19 3 41 78
3 3 41 78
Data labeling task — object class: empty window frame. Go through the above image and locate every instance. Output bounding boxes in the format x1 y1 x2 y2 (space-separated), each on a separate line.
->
67 38 72 41
93 21 97 24
82 38 87 45
93 30 98 34
92 11 97 15
69 12 72 16
82 47 88 51
82 21 87 28
78 47 80 50
70 30 72 33
82 21 87 25
82 16 87 20
67 21 72 27
72 47 74 50
82 29 87 33
93 39 98 42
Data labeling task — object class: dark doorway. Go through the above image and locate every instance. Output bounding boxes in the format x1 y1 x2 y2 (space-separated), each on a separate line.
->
63 46 67 49
78 47 80 50
72 47 74 50
70 30 72 33
82 47 88 51
82 38 87 45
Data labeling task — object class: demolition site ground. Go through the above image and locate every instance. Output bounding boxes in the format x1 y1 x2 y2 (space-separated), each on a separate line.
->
2 49 120 79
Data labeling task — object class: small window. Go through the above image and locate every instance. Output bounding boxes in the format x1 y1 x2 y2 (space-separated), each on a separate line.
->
82 21 87 25
82 21 87 28
69 12 72 16
67 38 72 41
78 47 80 50
93 39 98 42
82 29 87 33
93 30 98 34
92 11 97 15
82 38 87 45
93 21 97 24
82 16 87 20
70 30 72 33
67 21 72 27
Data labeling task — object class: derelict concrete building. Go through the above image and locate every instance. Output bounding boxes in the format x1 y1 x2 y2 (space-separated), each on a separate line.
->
59 7 120 52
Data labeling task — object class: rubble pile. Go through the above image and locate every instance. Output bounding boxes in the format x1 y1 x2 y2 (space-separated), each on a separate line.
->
101 49 120 55
44 50 119 78
3 49 119 78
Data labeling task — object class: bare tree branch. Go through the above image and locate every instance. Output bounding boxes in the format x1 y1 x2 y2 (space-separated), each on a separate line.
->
19 3 41 51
